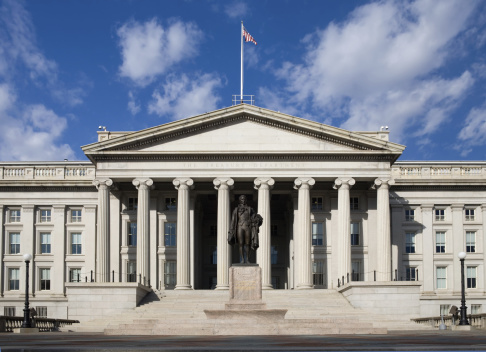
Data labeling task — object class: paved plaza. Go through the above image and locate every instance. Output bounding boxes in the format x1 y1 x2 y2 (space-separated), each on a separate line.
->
0 331 485 351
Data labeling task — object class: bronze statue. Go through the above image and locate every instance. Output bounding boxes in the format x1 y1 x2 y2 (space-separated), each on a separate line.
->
228 195 263 264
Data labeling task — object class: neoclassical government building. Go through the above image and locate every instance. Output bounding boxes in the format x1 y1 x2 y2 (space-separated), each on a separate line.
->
0 104 485 320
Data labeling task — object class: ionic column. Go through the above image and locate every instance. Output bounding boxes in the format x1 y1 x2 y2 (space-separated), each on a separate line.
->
173 178 194 290
254 177 275 290
294 177 315 289
373 178 394 281
213 177 234 290
133 178 153 286
333 177 355 283
93 178 113 282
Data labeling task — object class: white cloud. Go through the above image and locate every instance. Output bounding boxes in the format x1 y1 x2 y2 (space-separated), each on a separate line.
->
265 0 477 141
148 73 223 120
224 1 248 19
127 91 141 115
457 106 486 155
117 19 203 86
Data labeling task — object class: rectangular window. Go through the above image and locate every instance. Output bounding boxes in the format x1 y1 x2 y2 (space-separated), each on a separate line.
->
71 233 82 254
165 197 176 211
271 245 278 265
352 260 362 281
40 233 51 254
9 209 21 223
70 268 82 282
40 209 51 222
466 231 476 253
311 197 323 211
312 222 323 246
350 197 359 211
405 209 415 221
36 306 47 318
128 197 138 211
467 266 477 289
465 209 475 221
4 307 16 316
164 261 176 287
435 231 446 253
440 304 450 317
9 233 20 254
436 267 446 289
313 261 325 286
127 261 136 282
406 267 417 281
8 268 19 290
435 209 445 221
405 233 416 254
350 222 359 246
164 222 176 247
128 222 137 246
471 304 481 314
40 268 51 290
71 209 82 222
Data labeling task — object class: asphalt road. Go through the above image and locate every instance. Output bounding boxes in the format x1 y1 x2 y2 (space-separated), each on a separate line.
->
0 330 485 351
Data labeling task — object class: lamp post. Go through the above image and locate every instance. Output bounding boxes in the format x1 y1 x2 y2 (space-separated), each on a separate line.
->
21 253 32 328
458 251 470 326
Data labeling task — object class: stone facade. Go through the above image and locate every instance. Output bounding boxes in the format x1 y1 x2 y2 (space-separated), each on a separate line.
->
0 104 485 319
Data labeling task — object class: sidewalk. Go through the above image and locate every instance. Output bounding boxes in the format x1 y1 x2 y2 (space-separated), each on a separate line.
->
0 330 485 351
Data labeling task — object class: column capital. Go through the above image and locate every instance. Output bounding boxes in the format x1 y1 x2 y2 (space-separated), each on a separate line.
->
93 178 113 189
333 177 355 190
372 178 395 189
293 177 315 190
132 178 154 190
213 177 234 190
173 177 194 190
254 177 275 190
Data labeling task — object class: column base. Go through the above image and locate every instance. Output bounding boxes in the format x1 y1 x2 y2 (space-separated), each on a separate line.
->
215 284 229 290
262 284 274 290
174 284 193 290
296 283 314 290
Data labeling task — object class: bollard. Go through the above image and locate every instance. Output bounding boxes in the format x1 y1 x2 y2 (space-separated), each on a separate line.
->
416 268 419 281
91 270 93 282
138 274 141 284
394 269 397 281
112 270 114 283
338 279 340 288
347 273 349 283
374 270 376 281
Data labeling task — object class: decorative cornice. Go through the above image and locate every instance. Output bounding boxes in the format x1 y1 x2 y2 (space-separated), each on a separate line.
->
105 115 380 152
391 185 486 191
0 186 97 192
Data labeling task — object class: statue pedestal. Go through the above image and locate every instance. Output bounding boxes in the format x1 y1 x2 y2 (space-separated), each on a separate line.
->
204 264 287 320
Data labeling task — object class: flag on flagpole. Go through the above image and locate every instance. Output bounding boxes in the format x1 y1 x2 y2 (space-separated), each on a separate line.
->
243 27 257 45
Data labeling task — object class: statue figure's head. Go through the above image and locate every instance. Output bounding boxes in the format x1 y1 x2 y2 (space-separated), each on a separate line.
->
238 195 247 205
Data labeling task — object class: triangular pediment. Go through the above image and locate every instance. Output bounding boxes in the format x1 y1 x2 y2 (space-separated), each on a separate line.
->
82 104 405 161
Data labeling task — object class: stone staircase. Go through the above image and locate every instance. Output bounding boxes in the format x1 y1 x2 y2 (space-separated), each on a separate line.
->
63 289 430 335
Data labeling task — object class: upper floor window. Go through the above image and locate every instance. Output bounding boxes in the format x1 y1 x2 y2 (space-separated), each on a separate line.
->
467 266 477 289
40 233 51 254
405 233 416 254
405 209 415 221
40 268 51 290
350 197 359 211
8 268 19 290
128 222 137 246
350 222 360 246
71 233 82 254
71 209 82 223
436 267 447 289
312 222 323 246
311 197 323 211
435 209 445 221
466 231 476 253
127 198 138 211
165 198 176 211
40 209 51 223
9 209 21 223
164 222 176 247
465 209 475 221
9 233 20 254
435 231 446 253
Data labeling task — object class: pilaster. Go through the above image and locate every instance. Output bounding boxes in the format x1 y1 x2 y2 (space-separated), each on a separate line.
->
390 204 403 282
22 205 35 294
421 204 434 293
0 204 4 296
173 178 194 290
294 177 315 289
213 177 234 290
133 178 153 286
52 205 65 294
451 204 464 294
93 178 113 282
254 177 275 290
83 204 97 282
373 178 394 281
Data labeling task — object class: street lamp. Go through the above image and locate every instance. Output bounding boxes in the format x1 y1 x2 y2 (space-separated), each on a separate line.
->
458 251 470 326
21 253 32 328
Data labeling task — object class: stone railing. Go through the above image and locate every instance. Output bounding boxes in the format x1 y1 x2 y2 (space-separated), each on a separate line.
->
413 314 486 329
392 164 486 180
0 164 95 181
0 316 79 332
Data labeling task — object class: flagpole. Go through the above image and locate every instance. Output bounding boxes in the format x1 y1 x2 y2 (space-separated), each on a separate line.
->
240 21 244 103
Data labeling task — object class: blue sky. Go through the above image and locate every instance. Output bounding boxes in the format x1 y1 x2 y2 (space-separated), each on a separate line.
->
1 0 486 161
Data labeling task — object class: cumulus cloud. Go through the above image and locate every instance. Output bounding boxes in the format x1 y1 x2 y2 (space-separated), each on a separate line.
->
224 1 248 19
117 19 203 86
264 0 477 142
457 106 486 156
148 73 223 120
